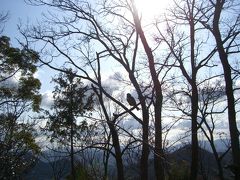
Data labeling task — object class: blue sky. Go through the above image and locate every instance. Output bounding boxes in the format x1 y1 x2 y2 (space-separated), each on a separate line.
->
0 0 238 146
0 0 45 45
0 0 122 108
0 0 56 106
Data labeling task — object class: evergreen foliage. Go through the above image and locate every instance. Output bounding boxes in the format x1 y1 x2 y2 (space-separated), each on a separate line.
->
0 35 41 179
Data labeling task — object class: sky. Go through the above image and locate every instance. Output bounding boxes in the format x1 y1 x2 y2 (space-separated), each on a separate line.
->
0 0 238 150
0 0 169 39
1 0 44 44
0 0 172 106
0 0 174 141
0 0 130 106
0 0 58 106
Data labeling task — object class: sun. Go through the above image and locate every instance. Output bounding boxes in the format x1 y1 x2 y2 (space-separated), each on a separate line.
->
134 0 170 21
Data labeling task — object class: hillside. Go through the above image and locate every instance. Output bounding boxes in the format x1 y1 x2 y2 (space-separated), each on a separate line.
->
24 144 234 179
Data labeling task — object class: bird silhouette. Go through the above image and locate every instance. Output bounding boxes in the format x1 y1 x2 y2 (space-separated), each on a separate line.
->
126 93 139 110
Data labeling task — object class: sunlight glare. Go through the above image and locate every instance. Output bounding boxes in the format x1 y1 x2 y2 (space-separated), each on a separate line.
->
134 0 170 21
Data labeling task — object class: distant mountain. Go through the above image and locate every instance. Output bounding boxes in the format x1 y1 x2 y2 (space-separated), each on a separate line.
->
170 139 231 153
24 158 70 180
170 145 218 171
168 145 234 179
198 139 231 153
23 141 234 180
23 160 52 180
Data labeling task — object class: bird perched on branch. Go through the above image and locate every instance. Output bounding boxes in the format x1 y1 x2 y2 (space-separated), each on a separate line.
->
127 93 139 110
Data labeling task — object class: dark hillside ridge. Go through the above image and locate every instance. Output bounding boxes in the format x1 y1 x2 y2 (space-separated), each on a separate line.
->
24 144 234 180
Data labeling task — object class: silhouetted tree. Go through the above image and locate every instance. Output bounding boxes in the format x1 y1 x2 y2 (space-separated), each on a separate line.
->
155 0 221 178
41 144 69 180
198 0 240 178
22 0 240 179
44 69 94 180
0 12 8 34
197 79 232 180
0 35 41 178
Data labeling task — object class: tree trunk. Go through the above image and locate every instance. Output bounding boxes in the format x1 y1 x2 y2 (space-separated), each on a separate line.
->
103 135 110 180
141 118 150 180
190 84 199 180
131 2 164 179
128 73 150 180
93 85 125 180
212 1 240 179
70 122 75 180
129 74 150 180
108 122 125 180
189 9 199 178
69 85 75 180
212 147 224 180
154 94 165 180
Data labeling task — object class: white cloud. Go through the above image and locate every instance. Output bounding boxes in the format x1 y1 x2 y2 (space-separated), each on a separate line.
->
0 71 21 88
121 118 141 129
101 74 121 95
41 91 54 108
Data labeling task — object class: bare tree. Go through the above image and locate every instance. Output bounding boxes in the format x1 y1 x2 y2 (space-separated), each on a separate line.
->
197 0 240 178
21 0 240 179
0 11 8 34
198 78 230 179
41 145 69 180
155 0 219 178
22 0 172 179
